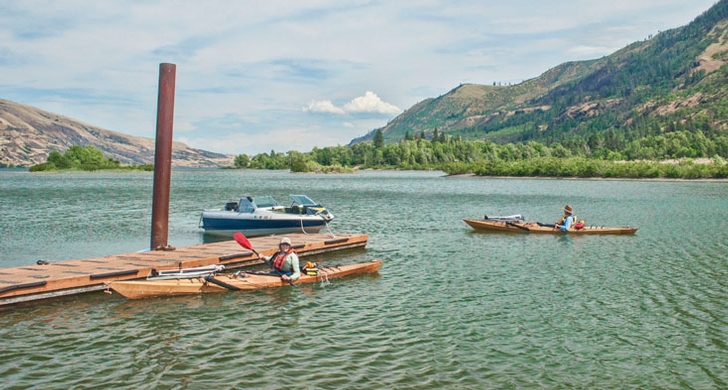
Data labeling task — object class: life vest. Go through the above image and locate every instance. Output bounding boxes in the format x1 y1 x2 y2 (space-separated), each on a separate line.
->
557 214 577 227
271 248 296 272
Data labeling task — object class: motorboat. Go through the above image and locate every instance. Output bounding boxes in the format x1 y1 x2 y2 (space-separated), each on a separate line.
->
199 194 334 237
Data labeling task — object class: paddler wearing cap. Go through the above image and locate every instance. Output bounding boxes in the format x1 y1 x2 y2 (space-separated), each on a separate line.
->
555 205 576 232
259 237 301 282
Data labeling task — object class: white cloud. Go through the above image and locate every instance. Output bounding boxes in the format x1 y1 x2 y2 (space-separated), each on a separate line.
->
304 100 346 115
305 91 401 116
343 91 401 115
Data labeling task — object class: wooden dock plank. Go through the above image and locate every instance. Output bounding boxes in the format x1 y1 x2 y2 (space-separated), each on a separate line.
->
0 233 367 305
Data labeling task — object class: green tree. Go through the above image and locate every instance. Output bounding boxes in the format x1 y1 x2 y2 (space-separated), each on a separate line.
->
65 145 105 166
47 150 71 169
31 145 143 172
373 129 384 149
234 154 251 168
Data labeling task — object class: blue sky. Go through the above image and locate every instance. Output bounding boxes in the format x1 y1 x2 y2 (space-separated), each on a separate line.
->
0 0 718 156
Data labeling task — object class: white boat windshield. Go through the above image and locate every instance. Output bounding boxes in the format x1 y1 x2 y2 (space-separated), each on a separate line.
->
237 195 280 212
289 194 318 206
251 196 280 208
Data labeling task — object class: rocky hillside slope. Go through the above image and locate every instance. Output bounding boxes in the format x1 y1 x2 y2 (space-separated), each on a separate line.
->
0 99 234 168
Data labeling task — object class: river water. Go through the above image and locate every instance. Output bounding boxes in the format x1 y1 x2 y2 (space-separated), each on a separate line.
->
1 169 726 389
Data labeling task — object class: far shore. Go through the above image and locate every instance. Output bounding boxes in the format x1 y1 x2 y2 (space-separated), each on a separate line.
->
446 173 728 182
6 165 726 181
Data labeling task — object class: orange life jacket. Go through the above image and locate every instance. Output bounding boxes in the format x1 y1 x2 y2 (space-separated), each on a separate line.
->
271 248 296 271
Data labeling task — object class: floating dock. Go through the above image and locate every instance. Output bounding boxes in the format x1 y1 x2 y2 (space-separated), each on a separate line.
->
0 233 367 306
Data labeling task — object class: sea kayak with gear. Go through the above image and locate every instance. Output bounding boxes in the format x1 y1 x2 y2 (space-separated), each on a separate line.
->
107 260 383 299
464 218 637 234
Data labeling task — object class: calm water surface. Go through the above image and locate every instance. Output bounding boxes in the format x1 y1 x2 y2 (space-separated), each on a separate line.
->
1 169 726 389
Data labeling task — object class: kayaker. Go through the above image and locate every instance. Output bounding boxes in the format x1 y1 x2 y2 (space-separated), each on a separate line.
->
555 205 576 231
259 237 301 282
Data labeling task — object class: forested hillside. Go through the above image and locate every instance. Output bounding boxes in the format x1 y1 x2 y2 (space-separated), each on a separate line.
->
233 1 728 180
352 0 728 161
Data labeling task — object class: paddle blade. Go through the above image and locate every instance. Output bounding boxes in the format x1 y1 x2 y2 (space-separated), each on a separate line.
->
233 232 253 250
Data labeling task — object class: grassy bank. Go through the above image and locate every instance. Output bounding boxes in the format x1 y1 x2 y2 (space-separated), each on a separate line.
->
441 157 728 179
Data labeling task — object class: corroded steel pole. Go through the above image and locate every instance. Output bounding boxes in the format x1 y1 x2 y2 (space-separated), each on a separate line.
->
150 63 176 251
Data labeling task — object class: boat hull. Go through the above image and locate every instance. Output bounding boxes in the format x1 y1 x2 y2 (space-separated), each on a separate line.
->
463 219 638 235
107 278 229 298
108 260 383 299
200 194 334 238
200 210 329 238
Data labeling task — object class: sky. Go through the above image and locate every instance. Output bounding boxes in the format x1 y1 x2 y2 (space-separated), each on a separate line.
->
0 0 719 156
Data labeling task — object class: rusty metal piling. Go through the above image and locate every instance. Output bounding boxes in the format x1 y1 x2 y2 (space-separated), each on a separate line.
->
150 63 177 251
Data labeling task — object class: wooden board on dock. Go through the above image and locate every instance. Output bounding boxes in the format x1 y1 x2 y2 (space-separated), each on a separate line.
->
0 233 367 306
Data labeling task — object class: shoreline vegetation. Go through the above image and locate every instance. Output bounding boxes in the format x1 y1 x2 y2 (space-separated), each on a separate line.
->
230 135 728 180
27 137 728 179
28 145 153 172
283 156 728 180
440 156 727 179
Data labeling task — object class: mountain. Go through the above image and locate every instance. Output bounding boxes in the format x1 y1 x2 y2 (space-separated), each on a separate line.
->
0 99 234 168
353 0 728 148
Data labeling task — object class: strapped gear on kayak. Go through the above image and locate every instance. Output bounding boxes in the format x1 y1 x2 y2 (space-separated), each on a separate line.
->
302 261 318 276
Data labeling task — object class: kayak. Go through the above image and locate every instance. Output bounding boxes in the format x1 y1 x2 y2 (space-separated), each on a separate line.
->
107 260 383 299
463 219 638 235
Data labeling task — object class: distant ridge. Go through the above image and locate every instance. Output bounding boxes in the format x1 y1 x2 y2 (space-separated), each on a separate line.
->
0 98 234 168
353 0 728 148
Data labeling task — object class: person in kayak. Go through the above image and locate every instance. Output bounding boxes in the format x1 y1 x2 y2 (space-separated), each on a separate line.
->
555 205 576 231
259 237 301 282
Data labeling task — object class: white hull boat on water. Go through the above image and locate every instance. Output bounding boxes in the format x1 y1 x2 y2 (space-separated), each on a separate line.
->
199 194 334 238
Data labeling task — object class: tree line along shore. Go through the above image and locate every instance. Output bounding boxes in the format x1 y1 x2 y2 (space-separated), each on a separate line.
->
24 135 728 179
233 131 728 179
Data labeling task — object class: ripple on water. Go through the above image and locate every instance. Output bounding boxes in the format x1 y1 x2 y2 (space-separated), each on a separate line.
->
1 172 727 388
